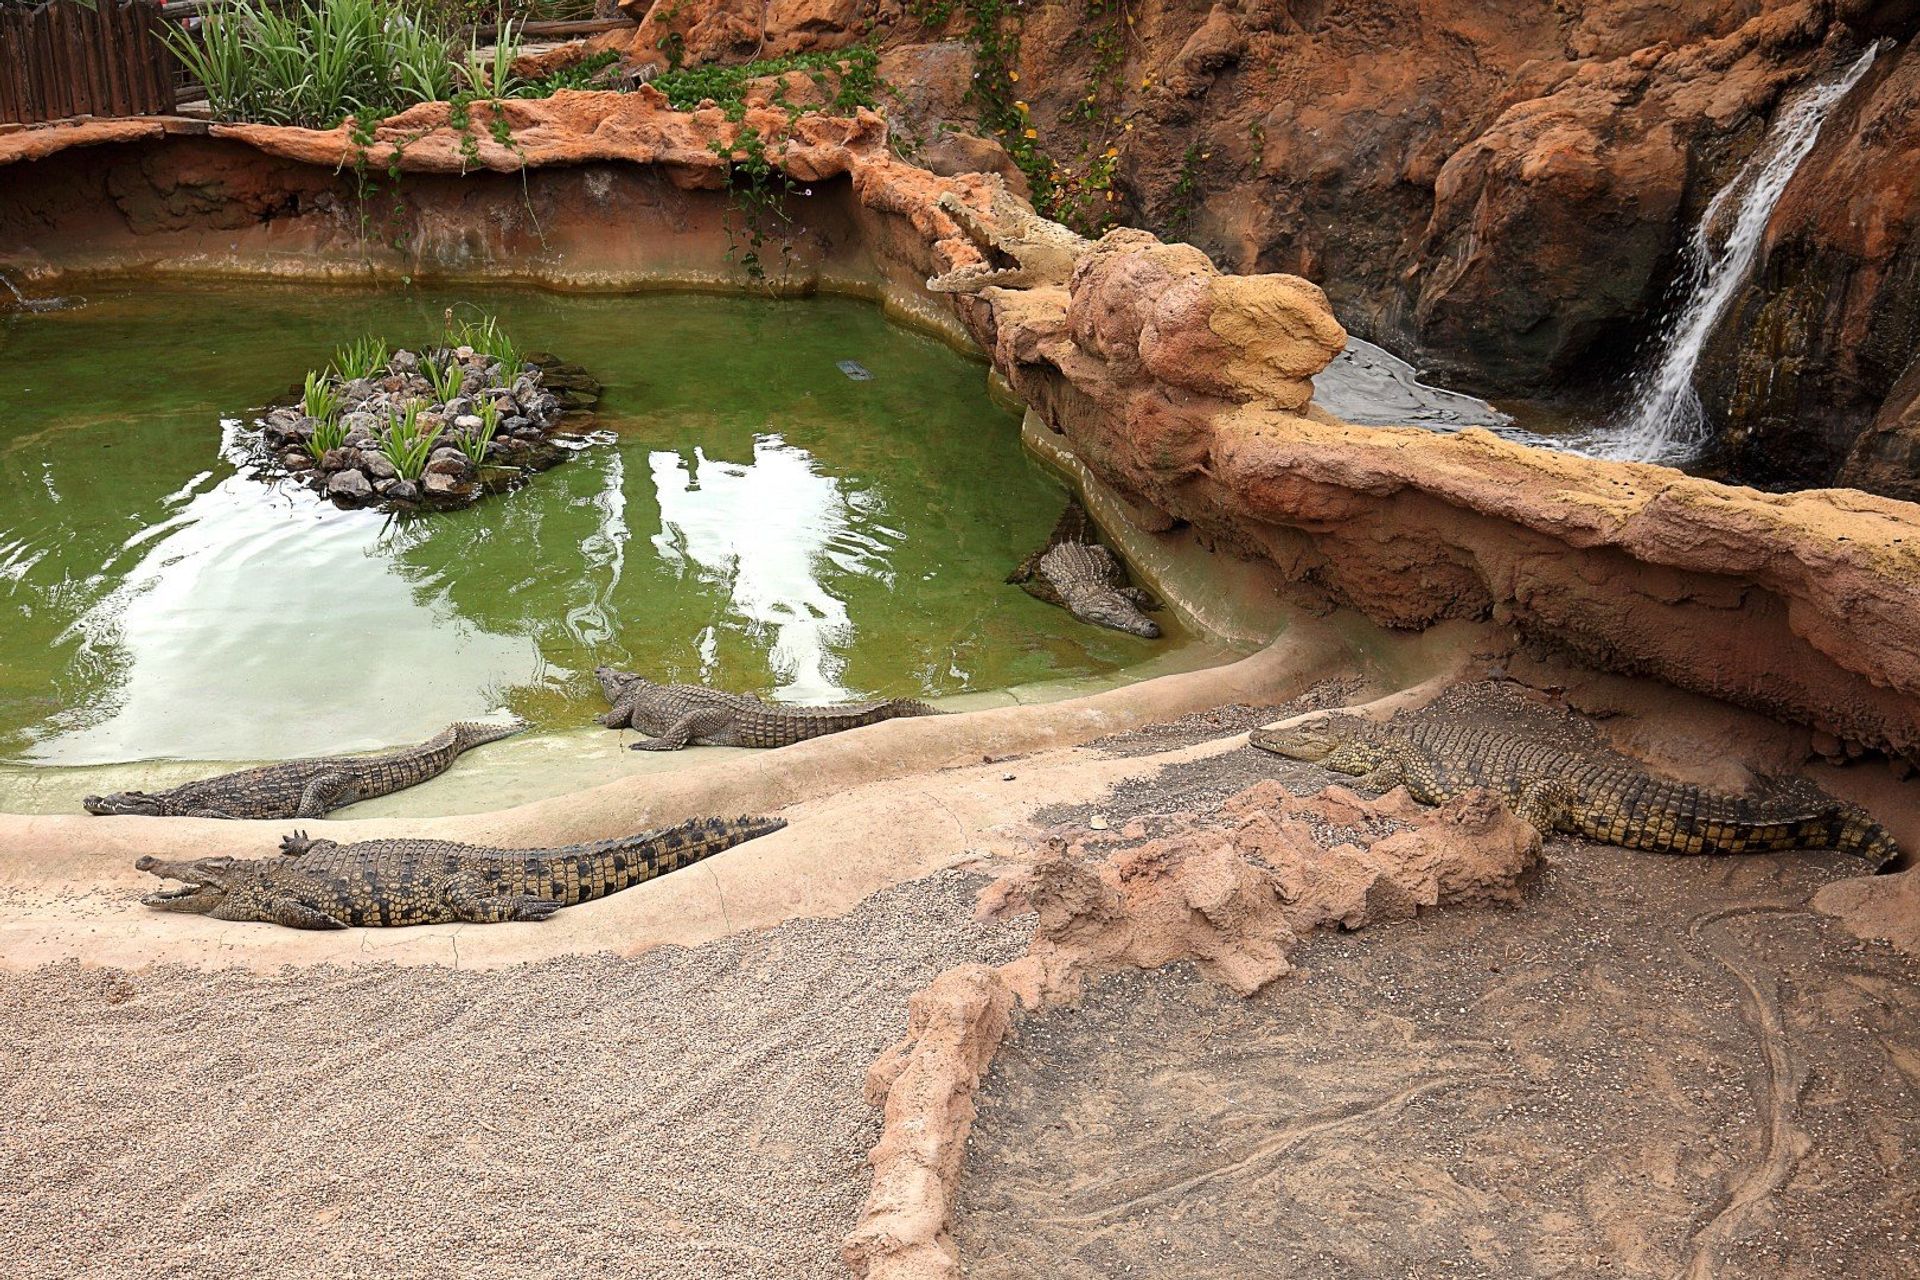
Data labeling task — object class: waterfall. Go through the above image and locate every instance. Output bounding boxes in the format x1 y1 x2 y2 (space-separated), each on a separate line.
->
1600 43 1882 464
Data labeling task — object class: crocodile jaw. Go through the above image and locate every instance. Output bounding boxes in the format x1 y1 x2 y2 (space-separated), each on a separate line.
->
1069 592 1161 639
85 791 165 817
135 855 233 914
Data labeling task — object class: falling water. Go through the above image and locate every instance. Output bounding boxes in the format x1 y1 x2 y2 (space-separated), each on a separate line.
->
1600 43 1882 464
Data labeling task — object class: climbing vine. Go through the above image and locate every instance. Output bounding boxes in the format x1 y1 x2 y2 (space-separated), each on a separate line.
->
908 0 1138 235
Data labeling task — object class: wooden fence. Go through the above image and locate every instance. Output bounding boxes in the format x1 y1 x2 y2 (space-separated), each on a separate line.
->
0 1 178 125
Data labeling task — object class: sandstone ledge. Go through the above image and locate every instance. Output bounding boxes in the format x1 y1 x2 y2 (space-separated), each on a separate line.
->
2 95 1917 761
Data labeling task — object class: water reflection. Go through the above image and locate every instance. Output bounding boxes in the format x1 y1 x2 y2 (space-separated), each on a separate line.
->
32 475 535 765
0 284 1142 766
650 436 892 702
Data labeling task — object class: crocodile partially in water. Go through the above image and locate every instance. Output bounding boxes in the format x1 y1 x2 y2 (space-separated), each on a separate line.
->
83 721 523 820
596 668 941 751
1251 714 1899 868
135 815 785 928
1008 501 1161 638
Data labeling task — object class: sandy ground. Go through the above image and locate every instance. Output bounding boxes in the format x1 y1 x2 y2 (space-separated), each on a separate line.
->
3 677 1914 1280
0 871 1029 1280
957 740 1920 1279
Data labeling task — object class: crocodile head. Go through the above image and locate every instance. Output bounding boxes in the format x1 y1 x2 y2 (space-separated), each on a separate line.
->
1250 715 1382 775
594 665 649 701
85 791 168 817
135 854 257 916
1069 591 1161 639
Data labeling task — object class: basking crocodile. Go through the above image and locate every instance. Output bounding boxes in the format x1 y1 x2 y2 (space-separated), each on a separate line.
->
1008 501 1161 638
135 815 785 928
926 176 1091 294
83 721 524 820
1250 715 1898 869
596 668 940 751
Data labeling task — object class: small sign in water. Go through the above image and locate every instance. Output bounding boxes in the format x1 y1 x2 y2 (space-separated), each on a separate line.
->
837 360 873 381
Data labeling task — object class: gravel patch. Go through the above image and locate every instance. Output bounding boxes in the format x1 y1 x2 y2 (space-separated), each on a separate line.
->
0 871 1029 1280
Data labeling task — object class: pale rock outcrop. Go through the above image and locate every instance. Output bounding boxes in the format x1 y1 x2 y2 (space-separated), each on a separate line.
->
846 780 1543 1278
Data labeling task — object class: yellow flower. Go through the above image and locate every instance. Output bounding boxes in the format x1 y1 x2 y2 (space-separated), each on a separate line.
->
1009 71 1020 82
1024 127 1038 139
1015 100 1029 113
1104 146 1119 157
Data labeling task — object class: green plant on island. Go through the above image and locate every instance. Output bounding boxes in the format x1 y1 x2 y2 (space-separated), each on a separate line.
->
426 355 466 404
300 370 343 424
455 398 502 464
453 314 522 379
305 414 350 463
332 333 391 382
380 402 442 481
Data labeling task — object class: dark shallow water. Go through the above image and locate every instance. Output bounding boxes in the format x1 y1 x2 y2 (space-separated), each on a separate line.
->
0 283 1162 765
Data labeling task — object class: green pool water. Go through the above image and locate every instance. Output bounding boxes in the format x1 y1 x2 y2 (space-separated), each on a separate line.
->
0 282 1164 766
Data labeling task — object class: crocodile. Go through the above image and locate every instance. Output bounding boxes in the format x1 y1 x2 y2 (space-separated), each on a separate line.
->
1250 715 1899 869
1008 500 1161 638
135 815 785 928
926 176 1092 294
83 721 524 820
595 667 941 751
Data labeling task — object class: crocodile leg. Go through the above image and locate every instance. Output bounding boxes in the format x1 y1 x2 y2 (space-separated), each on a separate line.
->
279 830 337 858
1509 778 1572 837
629 708 733 751
265 899 349 930
295 771 352 819
443 877 563 923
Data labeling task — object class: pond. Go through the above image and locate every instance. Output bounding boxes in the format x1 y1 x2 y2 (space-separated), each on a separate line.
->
0 283 1166 766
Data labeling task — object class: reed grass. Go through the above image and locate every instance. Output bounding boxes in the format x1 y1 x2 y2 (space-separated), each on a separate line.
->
166 0 463 129
380 402 442 481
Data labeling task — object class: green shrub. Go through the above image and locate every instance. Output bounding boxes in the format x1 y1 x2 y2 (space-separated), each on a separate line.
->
301 370 343 423
381 403 442 481
456 398 501 464
305 415 349 462
166 0 461 129
453 314 521 379
332 334 390 381
426 356 465 404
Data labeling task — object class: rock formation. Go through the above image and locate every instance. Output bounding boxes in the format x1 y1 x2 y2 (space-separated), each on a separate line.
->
845 781 1544 1279
595 0 1920 491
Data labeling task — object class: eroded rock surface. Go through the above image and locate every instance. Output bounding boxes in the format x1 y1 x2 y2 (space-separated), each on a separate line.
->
846 777 1543 1279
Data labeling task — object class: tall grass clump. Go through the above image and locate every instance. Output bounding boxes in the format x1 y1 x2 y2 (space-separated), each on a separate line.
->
381 403 442 481
167 0 461 128
332 334 390 381
453 314 520 378
426 356 465 404
300 371 343 423
305 416 349 462
455 399 501 464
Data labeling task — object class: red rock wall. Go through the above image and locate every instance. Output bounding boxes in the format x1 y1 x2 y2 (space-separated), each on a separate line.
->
605 0 1920 490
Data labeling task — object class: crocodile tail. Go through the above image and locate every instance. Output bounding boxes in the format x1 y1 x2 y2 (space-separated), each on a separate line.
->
635 815 788 879
1835 806 1901 872
451 719 528 751
886 699 943 718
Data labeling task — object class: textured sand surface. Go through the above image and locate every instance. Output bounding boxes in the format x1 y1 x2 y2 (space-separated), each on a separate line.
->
960 770 1920 1279
0 872 1028 1280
